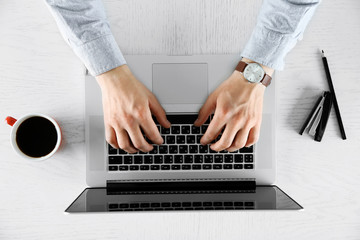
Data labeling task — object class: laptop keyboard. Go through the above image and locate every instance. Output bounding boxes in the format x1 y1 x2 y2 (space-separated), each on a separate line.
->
108 201 255 211
107 114 254 172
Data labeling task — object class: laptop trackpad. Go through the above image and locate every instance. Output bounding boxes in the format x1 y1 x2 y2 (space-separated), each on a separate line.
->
152 63 208 104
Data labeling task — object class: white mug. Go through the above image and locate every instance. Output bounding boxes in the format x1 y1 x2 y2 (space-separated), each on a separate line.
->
5 113 62 161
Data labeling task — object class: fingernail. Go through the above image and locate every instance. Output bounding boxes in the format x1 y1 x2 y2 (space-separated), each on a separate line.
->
194 118 199 125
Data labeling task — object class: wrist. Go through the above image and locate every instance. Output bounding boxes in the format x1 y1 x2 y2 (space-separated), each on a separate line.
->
96 64 131 89
241 57 274 77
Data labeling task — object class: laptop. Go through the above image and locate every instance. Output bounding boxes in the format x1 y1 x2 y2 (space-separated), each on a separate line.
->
65 55 302 212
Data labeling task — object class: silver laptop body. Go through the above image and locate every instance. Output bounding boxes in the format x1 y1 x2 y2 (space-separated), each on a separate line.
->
85 54 276 187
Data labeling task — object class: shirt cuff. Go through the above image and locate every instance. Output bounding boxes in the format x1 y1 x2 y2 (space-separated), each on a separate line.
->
241 25 298 71
72 34 127 76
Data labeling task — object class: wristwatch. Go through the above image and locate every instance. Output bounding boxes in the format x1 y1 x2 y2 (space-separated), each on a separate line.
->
235 60 272 87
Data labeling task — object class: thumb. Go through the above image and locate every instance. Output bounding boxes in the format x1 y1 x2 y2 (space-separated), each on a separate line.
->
194 94 216 126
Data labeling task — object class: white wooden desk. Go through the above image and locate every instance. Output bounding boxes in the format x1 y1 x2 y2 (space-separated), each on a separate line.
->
1 1 360 239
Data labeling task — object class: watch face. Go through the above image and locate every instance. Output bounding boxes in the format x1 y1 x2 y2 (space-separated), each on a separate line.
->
243 63 265 83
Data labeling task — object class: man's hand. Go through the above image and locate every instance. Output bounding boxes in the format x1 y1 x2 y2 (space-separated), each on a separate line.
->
96 65 170 153
194 68 269 152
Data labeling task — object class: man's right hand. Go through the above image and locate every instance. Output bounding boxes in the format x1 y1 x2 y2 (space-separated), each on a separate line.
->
96 65 170 153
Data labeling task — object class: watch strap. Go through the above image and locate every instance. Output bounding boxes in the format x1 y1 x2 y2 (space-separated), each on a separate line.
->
235 60 272 87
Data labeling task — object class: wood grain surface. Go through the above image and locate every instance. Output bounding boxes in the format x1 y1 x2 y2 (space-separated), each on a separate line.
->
0 0 360 239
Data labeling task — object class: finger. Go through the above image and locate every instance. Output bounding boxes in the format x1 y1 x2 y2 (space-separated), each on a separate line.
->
245 124 261 147
149 95 171 128
194 94 216 126
140 109 164 145
200 109 226 145
226 127 251 152
105 125 119 149
210 122 240 152
126 124 153 152
113 127 138 153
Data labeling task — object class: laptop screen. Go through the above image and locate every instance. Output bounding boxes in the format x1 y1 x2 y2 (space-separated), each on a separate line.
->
65 186 302 212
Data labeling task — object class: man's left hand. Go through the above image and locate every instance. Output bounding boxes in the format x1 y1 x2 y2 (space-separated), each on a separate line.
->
194 70 266 152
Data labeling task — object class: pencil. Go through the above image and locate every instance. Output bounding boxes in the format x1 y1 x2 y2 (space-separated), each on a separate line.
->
321 50 347 140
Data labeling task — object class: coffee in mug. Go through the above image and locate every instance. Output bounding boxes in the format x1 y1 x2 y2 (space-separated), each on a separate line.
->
5 114 62 161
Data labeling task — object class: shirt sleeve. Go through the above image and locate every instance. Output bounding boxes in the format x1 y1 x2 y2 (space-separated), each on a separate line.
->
241 0 321 71
44 0 126 76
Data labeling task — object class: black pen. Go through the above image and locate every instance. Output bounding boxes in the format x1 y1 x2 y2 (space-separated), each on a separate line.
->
321 50 346 140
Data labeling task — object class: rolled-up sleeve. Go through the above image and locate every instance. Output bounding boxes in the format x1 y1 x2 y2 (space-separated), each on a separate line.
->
241 0 321 70
44 0 126 76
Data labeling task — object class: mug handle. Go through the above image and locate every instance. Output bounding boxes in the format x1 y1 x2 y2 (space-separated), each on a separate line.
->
5 116 17 126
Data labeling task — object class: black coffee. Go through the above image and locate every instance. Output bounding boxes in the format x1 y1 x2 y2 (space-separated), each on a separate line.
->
16 116 58 158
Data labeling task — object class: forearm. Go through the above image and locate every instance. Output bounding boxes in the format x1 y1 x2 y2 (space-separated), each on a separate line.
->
44 0 126 76
241 0 321 70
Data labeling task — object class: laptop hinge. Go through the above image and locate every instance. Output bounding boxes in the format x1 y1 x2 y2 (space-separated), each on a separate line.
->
106 179 256 194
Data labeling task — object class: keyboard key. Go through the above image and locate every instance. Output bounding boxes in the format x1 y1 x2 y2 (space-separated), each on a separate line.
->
192 164 201 170
189 145 198 153
171 126 180 134
244 164 253 169
108 203 118 209
119 166 129 171
140 203 150 208
184 155 193 163
151 165 160 170
179 145 188 153
149 145 158 154
109 156 122 164
176 135 185 144
245 202 254 207
234 202 244 206
182 165 191 170
234 164 243 169
120 203 129 208
169 145 178 154
181 126 191 134
118 148 127 155
130 165 139 171
224 202 233 206
164 156 173 164
203 164 212 170
224 155 233 163
174 155 183 163
213 164 222 170
182 202 191 207
144 156 153 164
159 145 168 154
161 165 170 170
199 145 208 153
235 155 243 163
172 165 181 170
191 126 201 134
161 127 170 134
203 202 212 206
194 155 203 163
140 165 150 171
193 202 202 207
151 203 161 208
154 155 163 164
240 146 253 153
172 202 181 207
224 164 233 170
204 155 213 163
214 155 223 163
201 125 208 134
186 135 196 144
213 202 222 206
134 156 143 164
130 203 140 208
166 135 176 144
124 156 133 164
196 135 202 144
161 202 171 207
245 154 254 163
109 166 118 171
108 145 117 155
